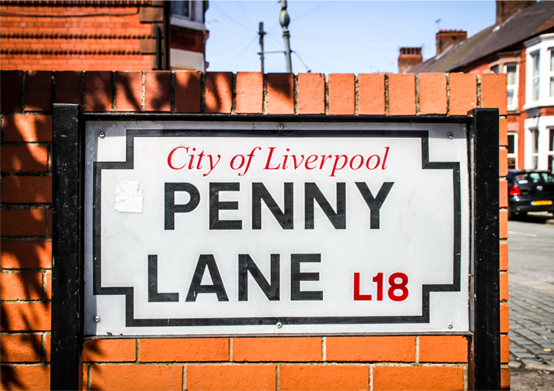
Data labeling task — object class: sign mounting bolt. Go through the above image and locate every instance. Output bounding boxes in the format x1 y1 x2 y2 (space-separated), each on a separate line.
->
447 132 453 139
276 322 283 328
447 322 453 329
99 131 105 138
94 316 100 323
277 124 284 130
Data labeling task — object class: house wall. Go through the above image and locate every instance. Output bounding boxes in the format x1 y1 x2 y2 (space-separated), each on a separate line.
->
523 34 554 170
458 44 528 170
0 1 161 71
0 70 509 391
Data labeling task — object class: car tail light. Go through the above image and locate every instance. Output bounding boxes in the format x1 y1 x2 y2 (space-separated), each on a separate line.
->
509 185 521 196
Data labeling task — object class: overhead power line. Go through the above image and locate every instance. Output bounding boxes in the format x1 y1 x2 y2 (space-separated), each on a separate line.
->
292 51 311 73
222 36 258 70
212 2 254 32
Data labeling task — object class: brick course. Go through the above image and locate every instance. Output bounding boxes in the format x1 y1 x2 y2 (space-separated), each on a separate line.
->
358 73 385 115
326 336 415 362
140 338 229 362
236 72 263 114
233 337 321 362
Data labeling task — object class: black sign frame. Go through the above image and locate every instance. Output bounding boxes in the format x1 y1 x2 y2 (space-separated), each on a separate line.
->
51 105 499 390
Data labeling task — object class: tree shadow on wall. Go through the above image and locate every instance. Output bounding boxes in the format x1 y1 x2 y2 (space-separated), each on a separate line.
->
147 71 171 112
267 74 293 113
1 114 50 390
0 113 98 390
205 73 232 114
116 72 141 112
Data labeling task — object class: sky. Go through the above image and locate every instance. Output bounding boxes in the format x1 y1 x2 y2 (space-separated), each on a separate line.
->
204 1 497 74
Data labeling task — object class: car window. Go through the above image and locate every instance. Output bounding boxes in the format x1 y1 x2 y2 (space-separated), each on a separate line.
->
517 172 554 184
542 173 554 183
515 174 528 184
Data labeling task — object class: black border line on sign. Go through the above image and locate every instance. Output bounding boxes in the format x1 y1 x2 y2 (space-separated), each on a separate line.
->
92 128 462 327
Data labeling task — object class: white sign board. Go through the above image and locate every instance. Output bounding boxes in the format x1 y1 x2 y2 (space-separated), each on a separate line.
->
84 121 469 336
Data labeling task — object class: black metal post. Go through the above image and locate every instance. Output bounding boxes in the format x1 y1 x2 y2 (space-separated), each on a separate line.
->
468 108 500 390
51 104 84 391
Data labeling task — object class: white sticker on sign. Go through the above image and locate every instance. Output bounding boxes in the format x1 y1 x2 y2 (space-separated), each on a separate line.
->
111 181 143 213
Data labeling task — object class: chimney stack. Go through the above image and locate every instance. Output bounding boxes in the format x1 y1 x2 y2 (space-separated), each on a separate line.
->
496 0 536 25
436 29 467 56
398 47 422 74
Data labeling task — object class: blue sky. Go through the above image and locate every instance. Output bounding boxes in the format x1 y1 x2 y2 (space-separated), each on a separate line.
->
205 1 496 74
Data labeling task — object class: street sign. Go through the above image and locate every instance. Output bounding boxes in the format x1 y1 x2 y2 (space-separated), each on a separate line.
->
83 120 470 336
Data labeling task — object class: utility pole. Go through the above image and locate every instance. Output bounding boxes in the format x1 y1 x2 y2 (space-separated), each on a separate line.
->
279 0 292 73
258 22 266 74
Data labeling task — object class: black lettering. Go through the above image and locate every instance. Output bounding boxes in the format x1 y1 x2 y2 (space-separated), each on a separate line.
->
148 255 179 302
238 254 280 301
209 183 242 230
164 183 200 230
355 182 394 229
185 255 229 302
252 183 293 230
291 254 323 300
305 183 345 229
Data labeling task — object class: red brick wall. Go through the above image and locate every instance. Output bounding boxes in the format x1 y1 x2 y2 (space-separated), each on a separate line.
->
0 70 509 391
0 1 155 71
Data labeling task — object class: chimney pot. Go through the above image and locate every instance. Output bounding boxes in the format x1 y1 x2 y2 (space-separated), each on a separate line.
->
496 0 536 25
398 47 422 74
436 29 467 56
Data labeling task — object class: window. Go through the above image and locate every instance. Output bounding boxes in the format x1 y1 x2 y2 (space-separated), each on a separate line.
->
532 52 541 101
548 128 554 172
491 65 499 73
172 1 191 19
550 50 554 98
506 63 518 110
531 128 539 169
508 132 517 169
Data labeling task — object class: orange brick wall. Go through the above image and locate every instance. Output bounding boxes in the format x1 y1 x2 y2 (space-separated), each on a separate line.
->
0 2 154 71
0 71 508 391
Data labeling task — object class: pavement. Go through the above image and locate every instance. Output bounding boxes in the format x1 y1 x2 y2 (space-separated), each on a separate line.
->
508 212 554 379
509 279 554 369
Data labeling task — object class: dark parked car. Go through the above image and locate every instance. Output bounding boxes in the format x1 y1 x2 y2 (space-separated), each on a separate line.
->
507 170 554 219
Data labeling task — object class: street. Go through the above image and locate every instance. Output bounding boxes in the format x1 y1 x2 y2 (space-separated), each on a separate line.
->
508 212 554 390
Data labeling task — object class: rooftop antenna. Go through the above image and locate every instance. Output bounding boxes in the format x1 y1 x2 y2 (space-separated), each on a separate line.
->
435 19 442 31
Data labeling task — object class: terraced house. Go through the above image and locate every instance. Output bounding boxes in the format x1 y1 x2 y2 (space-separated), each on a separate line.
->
399 0 554 172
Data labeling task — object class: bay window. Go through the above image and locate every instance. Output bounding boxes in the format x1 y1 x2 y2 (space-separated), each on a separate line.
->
506 63 518 111
532 51 540 101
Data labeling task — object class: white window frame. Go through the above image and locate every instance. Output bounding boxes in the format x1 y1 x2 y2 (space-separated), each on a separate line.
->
170 0 206 31
546 126 554 173
549 49 554 99
530 127 540 169
171 1 192 20
505 63 518 111
532 51 541 102
524 33 554 109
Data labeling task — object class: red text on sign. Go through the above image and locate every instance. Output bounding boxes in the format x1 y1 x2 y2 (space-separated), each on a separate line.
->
353 272 409 301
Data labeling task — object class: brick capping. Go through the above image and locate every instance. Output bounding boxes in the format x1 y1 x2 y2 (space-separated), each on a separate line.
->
0 69 508 391
0 70 507 115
